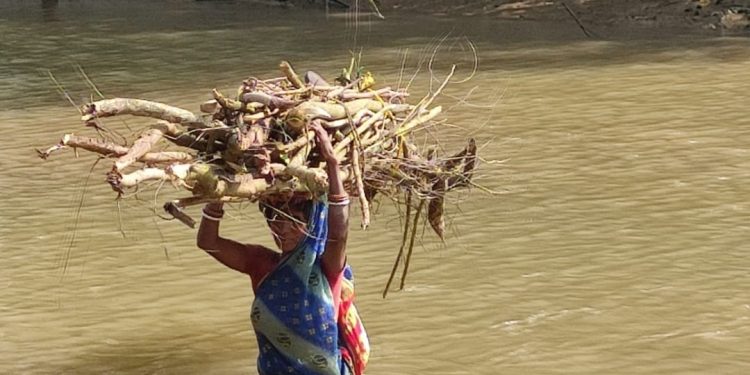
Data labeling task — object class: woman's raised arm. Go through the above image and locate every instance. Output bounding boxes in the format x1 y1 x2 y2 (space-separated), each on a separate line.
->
311 123 349 276
197 202 269 275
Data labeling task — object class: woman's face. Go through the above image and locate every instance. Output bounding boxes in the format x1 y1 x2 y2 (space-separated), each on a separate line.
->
263 202 308 252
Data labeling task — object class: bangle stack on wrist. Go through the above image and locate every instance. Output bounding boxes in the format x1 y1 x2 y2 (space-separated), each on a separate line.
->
328 193 350 206
202 207 224 221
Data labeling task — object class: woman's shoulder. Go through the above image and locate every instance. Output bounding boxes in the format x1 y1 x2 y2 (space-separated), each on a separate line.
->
245 244 281 289
244 243 281 265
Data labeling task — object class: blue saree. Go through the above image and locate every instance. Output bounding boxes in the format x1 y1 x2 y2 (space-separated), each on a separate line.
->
250 200 350 375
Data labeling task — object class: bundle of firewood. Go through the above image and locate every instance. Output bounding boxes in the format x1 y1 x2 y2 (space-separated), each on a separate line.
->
37 60 477 242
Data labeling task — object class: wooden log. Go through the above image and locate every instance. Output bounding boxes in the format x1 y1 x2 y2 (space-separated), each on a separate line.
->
38 134 193 164
81 98 207 128
394 105 442 137
279 61 305 89
275 130 315 154
212 89 263 113
183 163 331 200
114 122 185 171
286 100 411 132
117 167 169 187
140 152 193 164
60 134 128 155
241 91 297 110
334 105 393 155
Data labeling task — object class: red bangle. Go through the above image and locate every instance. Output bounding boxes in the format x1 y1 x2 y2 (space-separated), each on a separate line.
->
329 193 349 203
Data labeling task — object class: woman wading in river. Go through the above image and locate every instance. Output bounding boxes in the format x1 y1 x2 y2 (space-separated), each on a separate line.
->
197 123 369 374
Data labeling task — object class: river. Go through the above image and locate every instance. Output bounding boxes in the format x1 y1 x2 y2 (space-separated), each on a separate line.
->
1 1 749 374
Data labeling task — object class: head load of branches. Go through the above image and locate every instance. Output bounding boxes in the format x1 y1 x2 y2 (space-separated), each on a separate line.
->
38 59 478 240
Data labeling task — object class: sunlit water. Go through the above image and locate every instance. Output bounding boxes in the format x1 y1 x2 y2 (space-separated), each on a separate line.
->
1 1 749 374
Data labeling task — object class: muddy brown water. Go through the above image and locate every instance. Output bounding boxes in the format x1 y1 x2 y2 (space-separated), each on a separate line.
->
1 1 750 374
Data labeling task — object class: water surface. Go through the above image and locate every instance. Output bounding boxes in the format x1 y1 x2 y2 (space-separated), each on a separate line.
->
1 1 749 374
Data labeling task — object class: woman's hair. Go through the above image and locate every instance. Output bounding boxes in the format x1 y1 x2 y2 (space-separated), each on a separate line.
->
259 196 313 224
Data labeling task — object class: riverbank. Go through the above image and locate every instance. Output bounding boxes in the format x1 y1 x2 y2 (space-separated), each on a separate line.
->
379 1 749 34
276 0 750 36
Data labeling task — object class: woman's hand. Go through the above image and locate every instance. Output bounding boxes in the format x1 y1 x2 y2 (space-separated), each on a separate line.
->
310 121 337 164
196 200 276 278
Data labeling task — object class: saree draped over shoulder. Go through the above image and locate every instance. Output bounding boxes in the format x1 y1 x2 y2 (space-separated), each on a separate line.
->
251 199 369 375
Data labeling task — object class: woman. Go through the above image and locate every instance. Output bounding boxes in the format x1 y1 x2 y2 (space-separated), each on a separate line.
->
196 123 369 375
